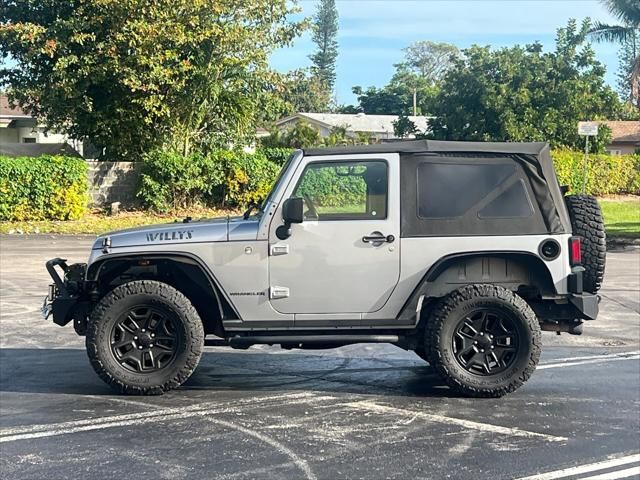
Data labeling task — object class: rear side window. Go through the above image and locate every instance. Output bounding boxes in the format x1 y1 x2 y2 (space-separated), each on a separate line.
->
417 163 532 219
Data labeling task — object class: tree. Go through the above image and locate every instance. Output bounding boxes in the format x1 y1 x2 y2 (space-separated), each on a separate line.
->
309 0 339 90
589 0 640 106
276 68 332 115
428 20 621 150
392 114 417 138
351 68 438 116
0 0 304 159
399 41 459 84
345 41 455 115
261 120 321 149
616 30 639 106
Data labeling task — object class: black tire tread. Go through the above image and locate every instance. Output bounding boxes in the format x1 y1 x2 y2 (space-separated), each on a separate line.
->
425 284 541 398
564 194 606 293
86 280 204 395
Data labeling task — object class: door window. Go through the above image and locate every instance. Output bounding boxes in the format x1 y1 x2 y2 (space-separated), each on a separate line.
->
292 161 388 220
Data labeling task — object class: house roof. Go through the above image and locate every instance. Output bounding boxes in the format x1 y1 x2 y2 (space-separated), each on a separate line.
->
276 112 431 134
603 121 640 144
0 96 30 118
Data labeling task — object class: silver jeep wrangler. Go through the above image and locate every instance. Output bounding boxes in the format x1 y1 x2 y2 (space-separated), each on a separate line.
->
44 140 605 397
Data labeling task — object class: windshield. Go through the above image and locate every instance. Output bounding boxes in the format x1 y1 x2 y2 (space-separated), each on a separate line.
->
258 151 299 214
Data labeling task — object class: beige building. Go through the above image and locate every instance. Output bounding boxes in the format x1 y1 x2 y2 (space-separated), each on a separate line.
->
274 112 431 142
0 96 84 156
603 121 640 155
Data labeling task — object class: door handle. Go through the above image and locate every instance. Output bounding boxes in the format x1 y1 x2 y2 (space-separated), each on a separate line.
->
362 233 395 244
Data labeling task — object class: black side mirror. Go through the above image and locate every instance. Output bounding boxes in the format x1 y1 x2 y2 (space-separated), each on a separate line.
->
282 197 304 224
276 197 304 240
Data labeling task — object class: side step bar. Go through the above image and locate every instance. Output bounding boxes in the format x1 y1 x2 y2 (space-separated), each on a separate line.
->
221 334 401 350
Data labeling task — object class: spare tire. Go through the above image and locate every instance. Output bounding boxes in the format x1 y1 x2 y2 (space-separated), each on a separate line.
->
564 194 606 293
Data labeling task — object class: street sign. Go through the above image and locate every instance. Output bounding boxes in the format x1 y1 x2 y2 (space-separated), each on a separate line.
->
578 122 599 136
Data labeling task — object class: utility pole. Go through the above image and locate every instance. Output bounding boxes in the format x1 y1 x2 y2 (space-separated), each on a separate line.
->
412 88 417 116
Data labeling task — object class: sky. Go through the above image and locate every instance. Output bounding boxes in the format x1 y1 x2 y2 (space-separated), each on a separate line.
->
269 0 622 106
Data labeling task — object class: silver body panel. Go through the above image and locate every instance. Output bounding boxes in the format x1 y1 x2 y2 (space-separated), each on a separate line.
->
87 150 571 331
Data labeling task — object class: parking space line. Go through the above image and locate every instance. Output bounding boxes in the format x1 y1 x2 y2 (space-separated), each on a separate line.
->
516 453 640 480
541 351 640 364
579 465 640 480
0 392 334 443
538 351 640 370
343 401 567 442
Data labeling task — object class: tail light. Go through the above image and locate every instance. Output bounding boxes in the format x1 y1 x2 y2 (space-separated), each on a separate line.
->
569 236 582 266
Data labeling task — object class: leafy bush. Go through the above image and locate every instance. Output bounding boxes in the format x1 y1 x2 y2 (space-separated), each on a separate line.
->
256 147 294 165
0 155 88 221
552 150 640 195
138 149 281 212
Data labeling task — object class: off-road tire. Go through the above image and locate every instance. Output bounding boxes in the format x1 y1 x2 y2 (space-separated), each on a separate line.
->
564 194 606 293
86 280 204 395
425 284 541 398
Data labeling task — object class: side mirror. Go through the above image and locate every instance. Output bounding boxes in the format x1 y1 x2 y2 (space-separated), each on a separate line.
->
282 197 304 224
276 197 304 240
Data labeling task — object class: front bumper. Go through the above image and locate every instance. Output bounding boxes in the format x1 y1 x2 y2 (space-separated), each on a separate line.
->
43 258 87 326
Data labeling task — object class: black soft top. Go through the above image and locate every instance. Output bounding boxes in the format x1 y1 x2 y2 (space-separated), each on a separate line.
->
304 140 548 157
304 140 571 235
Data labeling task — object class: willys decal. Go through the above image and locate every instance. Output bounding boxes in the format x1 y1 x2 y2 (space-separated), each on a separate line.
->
146 230 194 242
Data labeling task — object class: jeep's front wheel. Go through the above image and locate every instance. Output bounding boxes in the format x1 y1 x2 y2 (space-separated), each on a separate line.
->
425 285 541 398
86 280 204 395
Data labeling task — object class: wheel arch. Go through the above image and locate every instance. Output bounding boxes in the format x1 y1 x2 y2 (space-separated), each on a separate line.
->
86 253 239 336
398 251 557 325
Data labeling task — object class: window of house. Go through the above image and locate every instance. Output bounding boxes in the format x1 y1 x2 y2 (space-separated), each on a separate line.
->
292 160 388 220
22 138 36 143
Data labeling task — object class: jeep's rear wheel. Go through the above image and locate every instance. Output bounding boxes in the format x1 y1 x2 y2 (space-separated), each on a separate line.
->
87 280 204 395
425 284 541 398
564 194 606 293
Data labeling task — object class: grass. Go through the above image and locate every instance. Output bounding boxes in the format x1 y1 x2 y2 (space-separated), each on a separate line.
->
1 197 638 238
599 196 640 239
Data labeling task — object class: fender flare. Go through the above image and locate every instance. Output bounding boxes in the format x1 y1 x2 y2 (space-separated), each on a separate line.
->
396 250 557 324
86 251 240 321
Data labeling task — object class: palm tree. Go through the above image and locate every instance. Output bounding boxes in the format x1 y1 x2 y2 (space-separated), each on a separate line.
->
589 0 640 105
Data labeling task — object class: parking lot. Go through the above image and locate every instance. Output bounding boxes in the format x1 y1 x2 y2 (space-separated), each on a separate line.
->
1 234 639 480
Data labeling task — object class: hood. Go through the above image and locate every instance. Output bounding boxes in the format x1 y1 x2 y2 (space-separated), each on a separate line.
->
92 215 260 251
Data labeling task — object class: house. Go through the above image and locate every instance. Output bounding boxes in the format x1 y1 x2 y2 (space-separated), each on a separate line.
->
274 112 431 142
0 95 84 156
603 121 640 155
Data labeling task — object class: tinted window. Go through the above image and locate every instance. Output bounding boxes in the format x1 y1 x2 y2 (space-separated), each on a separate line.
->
293 161 388 220
417 163 515 218
479 179 533 218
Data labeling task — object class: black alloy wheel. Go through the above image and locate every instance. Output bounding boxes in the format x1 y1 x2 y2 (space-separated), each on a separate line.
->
452 308 519 376
110 306 181 373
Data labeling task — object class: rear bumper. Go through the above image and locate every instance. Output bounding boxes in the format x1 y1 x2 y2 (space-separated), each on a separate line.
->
569 293 599 320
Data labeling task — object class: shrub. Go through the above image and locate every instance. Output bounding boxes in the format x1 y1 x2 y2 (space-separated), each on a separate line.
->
138 149 280 212
256 147 294 165
0 155 88 221
552 150 640 195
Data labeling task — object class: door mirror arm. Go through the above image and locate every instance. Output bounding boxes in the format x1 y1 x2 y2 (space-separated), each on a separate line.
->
277 198 304 240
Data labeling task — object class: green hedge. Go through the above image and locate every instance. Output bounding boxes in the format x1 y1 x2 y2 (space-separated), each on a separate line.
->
138 149 280 212
0 155 88 221
256 147 294 165
552 150 640 195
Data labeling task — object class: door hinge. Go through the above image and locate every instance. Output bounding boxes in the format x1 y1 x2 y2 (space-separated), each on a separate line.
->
270 286 290 299
270 244 290 256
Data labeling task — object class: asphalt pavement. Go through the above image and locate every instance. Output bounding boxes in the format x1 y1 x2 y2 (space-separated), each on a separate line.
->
0 234 639 480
